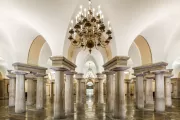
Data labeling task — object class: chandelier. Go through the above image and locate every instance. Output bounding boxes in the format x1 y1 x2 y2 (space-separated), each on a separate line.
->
68 0 112 53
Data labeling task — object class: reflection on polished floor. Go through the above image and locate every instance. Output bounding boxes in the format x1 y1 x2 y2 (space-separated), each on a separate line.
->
1 94 180 120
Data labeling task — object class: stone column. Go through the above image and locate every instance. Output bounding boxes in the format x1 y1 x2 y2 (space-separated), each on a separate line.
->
12 70 28 113
113 67 129 119
75 73 84 110
103 70 114 113
50 81 54 100
152 70 166 112
35 73 46 110
97 73 104 104
51 68 66 119
145 74 154 105
7 70 16 107
125 79 131 97
164 70 173 108
81 80 86 104
94 80 99 104
132 78 136 100
26 73 36 106
135 73 144 109
65 71 75 115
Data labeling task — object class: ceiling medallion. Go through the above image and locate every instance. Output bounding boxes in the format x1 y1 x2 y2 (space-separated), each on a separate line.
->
68 0 112 53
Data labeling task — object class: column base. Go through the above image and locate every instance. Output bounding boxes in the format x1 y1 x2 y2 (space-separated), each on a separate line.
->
155 98 165 112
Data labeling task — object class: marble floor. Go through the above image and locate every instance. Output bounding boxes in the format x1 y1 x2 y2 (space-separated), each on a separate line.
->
0 95 180 120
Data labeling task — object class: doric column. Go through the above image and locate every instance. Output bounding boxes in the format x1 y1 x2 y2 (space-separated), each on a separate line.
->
125 79 131 98
65 71 75 115
81 79 86 104
94 80 99 104
96 73 104 104
26 73 36 106
103 56 129 119
50 56 76 119
7 70 16 107
12 70 28 113
50 81 54 99
164 69 173 107
132 78 136 100
135 73 144 109
35 73 46 110
152 70 166 112
51 68 66 119
145 73 154 105
113 67 129 119
75 73 84 110
103 70 114 113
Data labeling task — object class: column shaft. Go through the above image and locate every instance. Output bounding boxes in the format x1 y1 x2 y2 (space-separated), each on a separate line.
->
9 78 16 107
65 74 74 114
155 73 165 112
54 71 65 119
94 81 99 103
145 79 153 105
106 74 114 113
165 77 172 107
98 79 104 104
113 71 126 119
136 75 144 109
15 74 26 113
36 77 44 109
27 80 35 105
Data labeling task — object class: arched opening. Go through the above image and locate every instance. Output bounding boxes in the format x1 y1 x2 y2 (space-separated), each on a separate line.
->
27 35 46 65
134 35 153 65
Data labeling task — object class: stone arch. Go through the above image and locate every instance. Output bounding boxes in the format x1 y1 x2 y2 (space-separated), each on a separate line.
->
27 35 52 66
131 35 153 65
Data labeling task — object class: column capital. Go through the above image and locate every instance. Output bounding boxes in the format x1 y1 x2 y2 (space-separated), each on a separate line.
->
65 70 77 75
102 70 115 75
133 72 144 77
50 56 76 71
164 69 173 78
75 73 84 80
151 69 167 75
35 73 47 77
25 73 36 80
125 79 131 83
12 70 29 75
12 62 47 74
103 56 129 71
145 73 155 79
96 73 104 80
7 74 16 79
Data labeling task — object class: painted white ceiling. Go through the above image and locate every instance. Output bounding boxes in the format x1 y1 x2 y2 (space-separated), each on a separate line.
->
1 0 180 73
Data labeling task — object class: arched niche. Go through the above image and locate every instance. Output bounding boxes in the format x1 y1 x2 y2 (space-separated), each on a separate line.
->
129 35 152 66
27 35 52 66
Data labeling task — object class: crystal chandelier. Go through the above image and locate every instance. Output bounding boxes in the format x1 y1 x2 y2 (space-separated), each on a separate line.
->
68 0 112 53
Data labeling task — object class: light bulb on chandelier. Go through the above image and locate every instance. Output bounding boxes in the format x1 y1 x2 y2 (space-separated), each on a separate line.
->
68 0 112 54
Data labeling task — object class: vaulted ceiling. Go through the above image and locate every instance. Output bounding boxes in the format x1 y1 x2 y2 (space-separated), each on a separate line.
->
1 0 180 76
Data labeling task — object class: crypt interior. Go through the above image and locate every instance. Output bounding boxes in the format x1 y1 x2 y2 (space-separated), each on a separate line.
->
1 0 180 120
